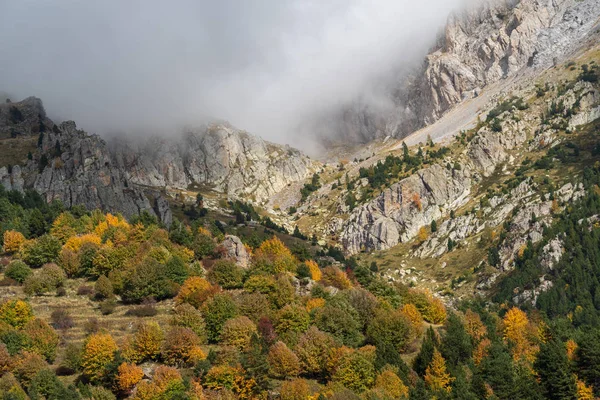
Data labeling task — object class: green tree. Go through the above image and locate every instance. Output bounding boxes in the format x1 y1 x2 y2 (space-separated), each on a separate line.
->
534 339 577 400
413 326 439 377
440 313 472 367
576 330 600 395
201 294 238 342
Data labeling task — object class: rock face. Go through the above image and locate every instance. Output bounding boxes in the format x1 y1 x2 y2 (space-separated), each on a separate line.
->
111 124 317 203
0 97 316 224
342 164 472 254
221 235 251 268
33 120 154 220
0 97 47 138
337 0 600 143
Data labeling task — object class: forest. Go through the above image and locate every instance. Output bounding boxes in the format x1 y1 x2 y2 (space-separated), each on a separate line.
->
1 176 600 400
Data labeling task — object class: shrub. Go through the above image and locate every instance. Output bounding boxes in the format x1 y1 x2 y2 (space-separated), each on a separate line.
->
23 318 59 362
81 332 118 383
116 362 144 393
0 344 13 375
99 299 116 315
220 316 257 350
84 318 101 334
2 230 25 254
201 293 238 342
89 385 117 400
0 299 33 328
267 341 300 378
77 285 94 296
170 303 207 341
175 276 217 309
208 259 245 289
162 327 204 367
125 298 158 317
20 235 61 268
4 260 32 283
23 263 66 295
94 275 114 300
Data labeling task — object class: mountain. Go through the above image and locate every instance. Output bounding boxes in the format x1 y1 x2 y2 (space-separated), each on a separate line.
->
2 1 600 399
0 99 318 225
334 0 600 143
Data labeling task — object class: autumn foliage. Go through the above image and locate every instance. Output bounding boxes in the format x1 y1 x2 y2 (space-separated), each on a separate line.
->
2 230 25 254
81 332 118 382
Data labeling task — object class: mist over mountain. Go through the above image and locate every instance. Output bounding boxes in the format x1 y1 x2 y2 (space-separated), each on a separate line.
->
0 0 467 152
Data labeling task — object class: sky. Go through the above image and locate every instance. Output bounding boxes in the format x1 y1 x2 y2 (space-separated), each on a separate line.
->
0 0 469 152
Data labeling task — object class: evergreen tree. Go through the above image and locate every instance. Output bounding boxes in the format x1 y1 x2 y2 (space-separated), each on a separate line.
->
576 330 600 396
402 142 409 159
534 339 577 400
413 326 439 377
431 219 437 233
441 313 472 367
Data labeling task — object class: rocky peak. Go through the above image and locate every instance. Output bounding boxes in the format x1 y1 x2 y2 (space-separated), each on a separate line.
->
111 123 318 203
0 96 48 137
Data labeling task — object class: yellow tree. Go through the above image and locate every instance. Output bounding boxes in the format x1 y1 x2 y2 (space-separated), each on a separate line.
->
267 341 300 378
374 368 409 398
465 310 487 342
424 349 454 393
305 260 322 281
576 379 594 400
81 332 118 382
417 226 428 242
503 307 537 363
400 303 424 337
116 362 144 393
2 230 25 254
253 236 297 273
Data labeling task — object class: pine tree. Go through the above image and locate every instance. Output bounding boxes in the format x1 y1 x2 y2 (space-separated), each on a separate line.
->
441 313 472 367
576 331 600 396
534 339 577 400
413 326 438 377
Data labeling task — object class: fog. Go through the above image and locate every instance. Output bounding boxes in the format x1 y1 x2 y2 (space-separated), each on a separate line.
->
0 0 470 152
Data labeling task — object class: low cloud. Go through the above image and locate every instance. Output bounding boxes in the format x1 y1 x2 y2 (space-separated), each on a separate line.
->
0 0 469 152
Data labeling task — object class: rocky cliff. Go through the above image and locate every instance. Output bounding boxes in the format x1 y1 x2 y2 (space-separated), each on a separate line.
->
336 0 600 143
340 68 600 255
0 98 317 222
110 124 317 203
